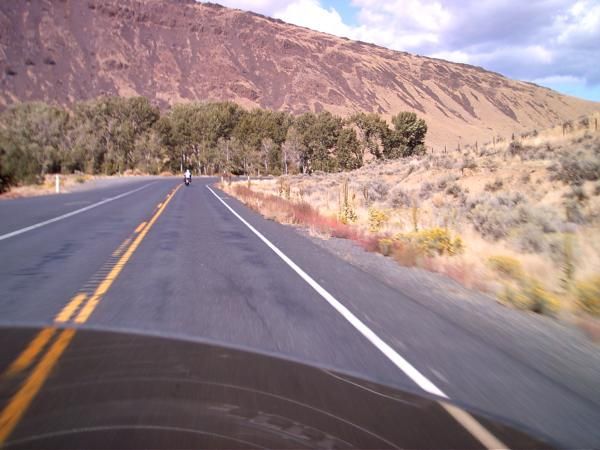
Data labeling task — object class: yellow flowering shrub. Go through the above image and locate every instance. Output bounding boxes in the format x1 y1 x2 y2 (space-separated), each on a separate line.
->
488 255 524 280
575 276 600 316
395 227 464 256
368 208 390 233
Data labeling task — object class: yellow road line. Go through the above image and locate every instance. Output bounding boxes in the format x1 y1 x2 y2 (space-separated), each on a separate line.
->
134 221 147 233
0 185 181 445
2 328 56 378
75 185 181 324
0 328 75 445
54 293 87 323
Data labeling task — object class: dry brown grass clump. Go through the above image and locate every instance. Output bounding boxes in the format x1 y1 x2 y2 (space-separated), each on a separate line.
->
0 173 94 199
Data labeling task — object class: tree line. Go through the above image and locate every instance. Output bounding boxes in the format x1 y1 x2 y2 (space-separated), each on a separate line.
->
0 96 427 192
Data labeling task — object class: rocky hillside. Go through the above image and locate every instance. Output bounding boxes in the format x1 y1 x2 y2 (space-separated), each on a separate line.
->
1 0 598 148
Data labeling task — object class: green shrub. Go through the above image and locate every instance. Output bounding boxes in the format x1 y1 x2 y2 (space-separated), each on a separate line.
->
527 206 563 233
575 276 600 316
498 283 529 308
378 238 394 256
468 192 560 244
469 202 517 239
484 178 503 192
522 279 560 315
563 185 588 202
511 224 547 253
445 183 462 198
339 204 357 224
555 233 575 292
564 199 585 224
451 235 464 255
467 192 526 240
508 141 523 155
362 180 389 204
277 177 291 199
459 157 477 172
411 205 420 232
0 142 43 190
338 179 357 224
368 208 390 233
419 181 434 200
488 255 524 280
389 187 413 208
386 112 428 158
396 227 464 256
390 240 420 266
498 278 560 315
437 174 458 190
548 152 600 185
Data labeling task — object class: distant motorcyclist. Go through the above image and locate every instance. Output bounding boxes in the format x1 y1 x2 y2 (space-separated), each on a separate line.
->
184 169 192 185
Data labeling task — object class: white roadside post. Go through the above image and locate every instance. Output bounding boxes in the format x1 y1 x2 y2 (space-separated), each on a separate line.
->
55 174 60 194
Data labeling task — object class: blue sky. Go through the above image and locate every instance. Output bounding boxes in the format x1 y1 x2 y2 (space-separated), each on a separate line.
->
321 0 356 25
201 1 600 102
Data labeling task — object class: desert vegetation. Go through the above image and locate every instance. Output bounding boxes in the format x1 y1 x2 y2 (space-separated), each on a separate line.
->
224 113 600 324
0 96 426 193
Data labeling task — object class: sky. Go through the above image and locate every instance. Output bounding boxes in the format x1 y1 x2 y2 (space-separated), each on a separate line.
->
199 0 600 101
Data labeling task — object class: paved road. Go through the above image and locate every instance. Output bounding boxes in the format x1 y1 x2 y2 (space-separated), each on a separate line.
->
0 177 599 448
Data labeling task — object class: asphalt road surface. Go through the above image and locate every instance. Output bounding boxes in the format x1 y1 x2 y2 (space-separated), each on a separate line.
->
0 177 599 448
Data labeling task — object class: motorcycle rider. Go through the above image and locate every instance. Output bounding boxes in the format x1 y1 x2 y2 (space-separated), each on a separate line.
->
184 168 192 184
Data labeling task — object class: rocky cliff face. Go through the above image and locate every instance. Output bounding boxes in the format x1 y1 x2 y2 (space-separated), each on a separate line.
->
1 0 598 147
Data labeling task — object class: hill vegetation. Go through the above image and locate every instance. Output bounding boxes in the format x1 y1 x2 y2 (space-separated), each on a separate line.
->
0 96 427 192
224 113 600 326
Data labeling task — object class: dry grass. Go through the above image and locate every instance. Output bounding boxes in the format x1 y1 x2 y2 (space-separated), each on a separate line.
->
0 173 155 199
226 185 366 243
0 174 92 199
226 113 600 320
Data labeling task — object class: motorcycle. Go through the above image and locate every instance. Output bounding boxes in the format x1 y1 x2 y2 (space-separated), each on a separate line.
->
184 175 191 186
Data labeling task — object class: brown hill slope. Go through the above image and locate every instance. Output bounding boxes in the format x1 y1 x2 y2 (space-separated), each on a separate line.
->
0 0 598 148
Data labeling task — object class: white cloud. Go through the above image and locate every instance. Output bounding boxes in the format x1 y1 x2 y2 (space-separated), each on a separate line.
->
533 75 584 85
355 0 451 32
473 45 554 67
272 0 443 52
346 0 452 51
199 0 600 98
346 0 599 92
430 50 470 64
199 0 296 15
556 0 600 45
273 0 354 38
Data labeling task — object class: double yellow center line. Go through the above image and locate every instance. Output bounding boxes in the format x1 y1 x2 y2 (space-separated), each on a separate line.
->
0 184 181 445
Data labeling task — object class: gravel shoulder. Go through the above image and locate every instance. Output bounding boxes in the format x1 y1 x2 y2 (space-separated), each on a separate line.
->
301 229 600 401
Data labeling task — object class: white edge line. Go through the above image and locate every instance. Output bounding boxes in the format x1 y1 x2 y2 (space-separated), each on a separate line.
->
206 185 508 450
0 182 156 241
205 185 445 396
